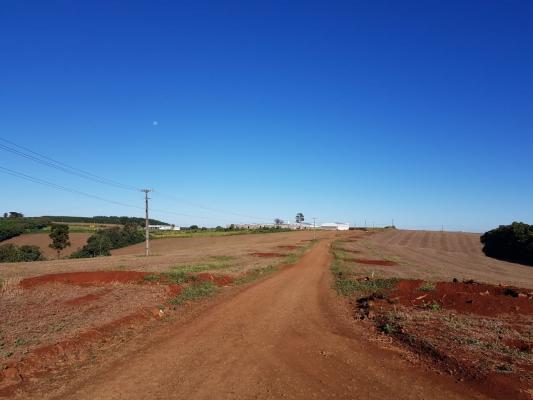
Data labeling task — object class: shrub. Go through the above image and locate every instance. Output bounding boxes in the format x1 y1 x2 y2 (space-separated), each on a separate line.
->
0 217 51 242
0 244 44 262
481 222 533 266
71 223 144 258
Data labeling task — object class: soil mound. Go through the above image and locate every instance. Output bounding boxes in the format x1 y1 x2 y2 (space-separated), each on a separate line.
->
390 280 533 316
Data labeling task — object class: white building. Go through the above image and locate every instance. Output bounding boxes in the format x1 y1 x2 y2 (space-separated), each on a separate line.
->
321 222 350 231
149 224 180 231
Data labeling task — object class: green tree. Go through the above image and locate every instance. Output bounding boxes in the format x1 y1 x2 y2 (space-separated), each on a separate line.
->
49 224 71 259
296 213 305 224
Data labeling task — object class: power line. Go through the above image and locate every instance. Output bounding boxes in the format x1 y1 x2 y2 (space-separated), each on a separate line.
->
0 165 262 224
153 191 273 222
0 136 275 223
0 165 143 210
0 137 139 192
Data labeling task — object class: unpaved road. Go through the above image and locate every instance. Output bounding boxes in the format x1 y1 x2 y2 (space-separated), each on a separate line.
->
54 239 485 400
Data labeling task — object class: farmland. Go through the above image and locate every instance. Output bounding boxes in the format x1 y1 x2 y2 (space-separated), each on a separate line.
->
0 229 531 400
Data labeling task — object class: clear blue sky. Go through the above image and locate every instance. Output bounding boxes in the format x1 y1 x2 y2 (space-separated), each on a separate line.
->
1 1 532 232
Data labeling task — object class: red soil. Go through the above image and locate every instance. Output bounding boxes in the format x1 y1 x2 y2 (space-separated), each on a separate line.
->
277 245 300 250
389 280 533 317
20 271 149 289
353 258 399 266
0 310 153 396
250 252 287 258
64 289 111 306
196 273 234 286
167 284 183 296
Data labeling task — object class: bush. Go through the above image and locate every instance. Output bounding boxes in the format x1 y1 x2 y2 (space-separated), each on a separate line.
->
0 217 51 242
0 244 44 262
481 222 533 266
71 223 144 258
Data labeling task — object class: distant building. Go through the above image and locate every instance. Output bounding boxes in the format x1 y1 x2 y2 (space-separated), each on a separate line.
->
321 222 350 231
149 224 180 231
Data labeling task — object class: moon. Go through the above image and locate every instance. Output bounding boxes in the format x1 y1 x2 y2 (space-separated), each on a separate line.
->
152 121 158 126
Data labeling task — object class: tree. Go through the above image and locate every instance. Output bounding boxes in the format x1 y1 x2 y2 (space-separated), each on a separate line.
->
295 213 305 225
274 218 283 226
49 224 71 259
189 225 199 230
481 222 533 266
3 213 7 218
8 211 23 218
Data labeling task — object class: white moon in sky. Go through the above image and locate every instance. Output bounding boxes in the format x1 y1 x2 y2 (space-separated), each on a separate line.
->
153 121 158 126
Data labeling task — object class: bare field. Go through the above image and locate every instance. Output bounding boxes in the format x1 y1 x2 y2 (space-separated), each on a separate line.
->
0 230 331 396
2 229 531 399
4 233 91 259
351 229 533 289
332 230 533 400
0 230 331 281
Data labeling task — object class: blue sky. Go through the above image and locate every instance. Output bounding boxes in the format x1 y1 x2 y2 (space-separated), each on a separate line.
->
1 1 532 232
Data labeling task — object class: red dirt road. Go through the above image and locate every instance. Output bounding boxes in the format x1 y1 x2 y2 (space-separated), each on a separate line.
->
51 240 485 400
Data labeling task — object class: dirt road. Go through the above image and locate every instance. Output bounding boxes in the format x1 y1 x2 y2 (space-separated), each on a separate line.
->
53 239 485 400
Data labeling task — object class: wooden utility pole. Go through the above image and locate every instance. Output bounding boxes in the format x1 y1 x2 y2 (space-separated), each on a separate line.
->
141 189 152 256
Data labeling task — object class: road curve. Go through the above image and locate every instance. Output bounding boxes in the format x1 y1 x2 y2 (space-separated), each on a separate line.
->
56 240 485 400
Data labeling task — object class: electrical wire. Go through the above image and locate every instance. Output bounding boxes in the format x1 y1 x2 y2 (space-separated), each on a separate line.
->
0 137 139 192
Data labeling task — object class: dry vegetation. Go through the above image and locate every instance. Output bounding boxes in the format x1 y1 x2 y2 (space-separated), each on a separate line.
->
331 229 533 400
0 230 328 396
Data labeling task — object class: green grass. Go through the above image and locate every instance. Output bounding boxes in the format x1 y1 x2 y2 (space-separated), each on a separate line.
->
425 301 442 311
169 281 218 305
335 276 399 296
331 241 398 297
175 262 229 274
418 282 436 292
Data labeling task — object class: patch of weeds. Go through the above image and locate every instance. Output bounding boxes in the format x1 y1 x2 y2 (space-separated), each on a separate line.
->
173 262 228 274
210 255 234 262
425 301 442 311
0 278 3 289
164 270 197 284
114 265 128 270
235 265 277 285
334 274 399 297
14 338 28 347
376 312 404 335
418 282 436 292
169 281 218 305
3 351 13 358
143 274 161 282
496 364 514 373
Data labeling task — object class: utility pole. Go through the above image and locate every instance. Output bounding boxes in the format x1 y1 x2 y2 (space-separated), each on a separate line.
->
313 217 316 240
141 189 152 256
